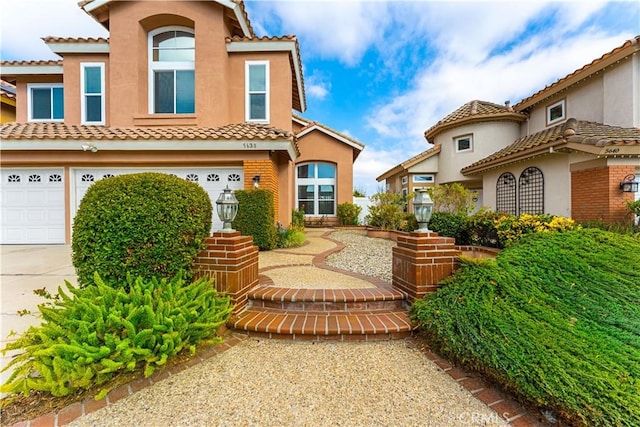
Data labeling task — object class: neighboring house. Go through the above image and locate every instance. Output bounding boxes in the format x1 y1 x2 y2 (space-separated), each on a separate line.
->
379 36 640 223
0 0 364 244
0 80 16 123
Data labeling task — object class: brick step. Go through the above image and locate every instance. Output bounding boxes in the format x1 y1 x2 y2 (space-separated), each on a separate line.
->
247 285 408 312
231 309 412 341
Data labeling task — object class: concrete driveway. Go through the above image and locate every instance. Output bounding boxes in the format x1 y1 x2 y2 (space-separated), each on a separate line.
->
0 245 77 387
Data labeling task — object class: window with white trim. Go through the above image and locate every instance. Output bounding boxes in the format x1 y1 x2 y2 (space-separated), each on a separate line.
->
412 174 434 183
401 176 408 185
296 162 336 216
28 83 64 122
455 134 473 153
245 61 269 122
149 27 195 114
81 63 105 124
546 99 565 126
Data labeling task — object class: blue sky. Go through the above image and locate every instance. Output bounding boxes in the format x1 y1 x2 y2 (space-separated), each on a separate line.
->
1 0 638 195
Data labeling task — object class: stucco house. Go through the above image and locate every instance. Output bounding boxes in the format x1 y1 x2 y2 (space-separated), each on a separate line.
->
378 36 640 224
0 0 364 244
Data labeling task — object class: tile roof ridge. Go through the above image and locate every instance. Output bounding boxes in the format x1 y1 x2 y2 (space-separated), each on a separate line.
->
42 36 109 43
0 59 63 66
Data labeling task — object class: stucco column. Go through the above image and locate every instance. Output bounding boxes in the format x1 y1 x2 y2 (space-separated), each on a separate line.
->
193 232 259 314
392 232 461 303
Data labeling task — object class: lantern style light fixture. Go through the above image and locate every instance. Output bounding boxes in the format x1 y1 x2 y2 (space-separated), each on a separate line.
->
620 174 639 193
413 188 434 232
216 186 239 232
253 175 260 189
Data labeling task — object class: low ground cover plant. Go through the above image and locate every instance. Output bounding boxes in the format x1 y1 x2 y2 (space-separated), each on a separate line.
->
1 273 232 399
411 229 640 426
72 173 212 288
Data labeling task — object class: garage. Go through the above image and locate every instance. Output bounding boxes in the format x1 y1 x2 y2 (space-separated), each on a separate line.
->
1 169 65 244
73 168 244 231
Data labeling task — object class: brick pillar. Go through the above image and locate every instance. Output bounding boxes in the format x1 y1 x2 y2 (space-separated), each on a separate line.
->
392 232 461 303
193 232 259 314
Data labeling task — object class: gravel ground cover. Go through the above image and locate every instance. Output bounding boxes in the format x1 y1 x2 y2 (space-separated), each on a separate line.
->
325 230 395 283
68 339 507 427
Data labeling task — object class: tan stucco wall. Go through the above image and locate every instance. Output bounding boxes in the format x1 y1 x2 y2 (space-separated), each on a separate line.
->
604 58 636 127
434 120 521 185
14 75 63 122
481 154 572 217
523 55 636 135
61 54 110 125
228 52 294 131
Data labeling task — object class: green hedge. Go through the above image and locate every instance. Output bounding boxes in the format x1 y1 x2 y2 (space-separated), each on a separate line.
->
427 212 471 245
1 273 232 398
232 189 277 250
411 229 640 426
72 172 212 288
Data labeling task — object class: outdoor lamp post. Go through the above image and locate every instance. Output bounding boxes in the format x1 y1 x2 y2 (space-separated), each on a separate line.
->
413 189 434 232
620 174 639 193
216 186 239 232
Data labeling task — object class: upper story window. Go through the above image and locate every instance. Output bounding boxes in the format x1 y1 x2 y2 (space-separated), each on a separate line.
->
413 174 434 183
455 134 473 153
401 176 408 185
245 61 269 122
81 63 105 125
546 99 565 126
28 83 63 122
149 27 195 114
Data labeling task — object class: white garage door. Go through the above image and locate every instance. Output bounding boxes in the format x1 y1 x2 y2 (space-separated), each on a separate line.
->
1 169 65 244
73 168 243 231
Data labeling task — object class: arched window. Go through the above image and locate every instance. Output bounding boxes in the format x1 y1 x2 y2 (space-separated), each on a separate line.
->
496 172 516 215
518 167 544 214
149 27 195 114
296 163 336 216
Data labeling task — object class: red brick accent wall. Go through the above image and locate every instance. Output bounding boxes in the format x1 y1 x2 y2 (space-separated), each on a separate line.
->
193 232 259 313
243 159 279 221
392 232 461 303
572 165 636 223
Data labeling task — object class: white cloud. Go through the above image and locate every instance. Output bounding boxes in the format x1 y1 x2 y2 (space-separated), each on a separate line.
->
353 147 405 196
364 2 633 157
0 0 108 60
305 72 331 100
250 1 392 66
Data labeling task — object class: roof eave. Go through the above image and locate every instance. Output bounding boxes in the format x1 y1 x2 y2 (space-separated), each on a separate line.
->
514 36 640 111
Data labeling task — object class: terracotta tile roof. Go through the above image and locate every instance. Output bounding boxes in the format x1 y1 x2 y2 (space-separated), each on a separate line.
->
1 80 16 101
462 119 640 174
376 145 440 182
226 35 305 112
296 118 364 149
1 122 294 142
41 36 109 43
515 36 640 110
425 100 526 143
0 60 63 66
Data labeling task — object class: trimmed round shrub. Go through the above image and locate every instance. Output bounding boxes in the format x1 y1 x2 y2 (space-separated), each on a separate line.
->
428 211 471 245
72 172 212 287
